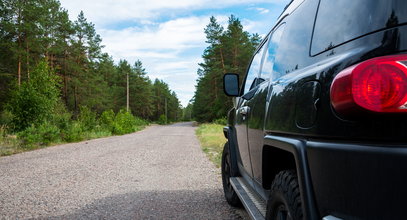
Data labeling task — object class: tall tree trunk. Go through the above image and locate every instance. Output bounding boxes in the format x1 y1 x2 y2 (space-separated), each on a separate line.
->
17 57 21 86
63 50 68 106
26 41 30 79
17 6 22 86
74 85 78 113
219 47 226 74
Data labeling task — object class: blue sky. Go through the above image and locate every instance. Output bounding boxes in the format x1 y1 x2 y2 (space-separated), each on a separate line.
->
58 0 289 107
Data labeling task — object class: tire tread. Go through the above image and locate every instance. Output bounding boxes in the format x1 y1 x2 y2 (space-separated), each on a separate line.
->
267 170 303 220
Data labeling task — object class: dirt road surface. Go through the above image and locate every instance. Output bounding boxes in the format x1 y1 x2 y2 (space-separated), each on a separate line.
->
0 122 248 219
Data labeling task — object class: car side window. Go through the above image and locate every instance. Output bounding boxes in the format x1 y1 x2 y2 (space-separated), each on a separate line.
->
261 23 286 82
242 40 268 94
311 0 406 55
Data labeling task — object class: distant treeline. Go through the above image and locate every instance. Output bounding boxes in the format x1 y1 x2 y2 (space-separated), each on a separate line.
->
191 16 261 122
0 0 182 127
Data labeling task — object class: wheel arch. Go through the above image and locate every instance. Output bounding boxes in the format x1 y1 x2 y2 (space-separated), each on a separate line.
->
263 135 319 220
262 145 296 190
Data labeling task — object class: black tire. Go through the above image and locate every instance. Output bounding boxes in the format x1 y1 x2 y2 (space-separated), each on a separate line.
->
221 142 241 207
266 170 303 220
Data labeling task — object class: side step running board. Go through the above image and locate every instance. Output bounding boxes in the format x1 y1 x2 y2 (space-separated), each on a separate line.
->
230 177 267 220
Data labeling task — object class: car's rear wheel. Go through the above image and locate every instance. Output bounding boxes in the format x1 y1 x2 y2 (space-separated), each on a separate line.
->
221 142 241 207
266 170 303 220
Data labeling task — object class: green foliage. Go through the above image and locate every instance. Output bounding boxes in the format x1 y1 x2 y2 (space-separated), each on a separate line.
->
0 0 180 156
113 110 136 135
50 103 72 132
99 109 147 135
100 109 115 131
83 129 111 140
193 15 260 122
0 125 21 156
7 61 60 131
0 125 7 140
62 121 84 142
213 117 227 125
0 110 13 126
77 106 97 131
18 121 60 147
134 116 148 128
151 79 181 122
1 0 181 124
157 114 167 125
182 103 193 121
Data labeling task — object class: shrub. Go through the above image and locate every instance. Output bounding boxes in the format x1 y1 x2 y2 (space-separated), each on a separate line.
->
39 123 61 145
213 117 227 125
62 121 84 142
134 116 148 127
0 110 13 126
113 110 136 135
18 121 60 147
50 103 72 131
7 60 60 131
157 114 167 125
100 109 115 131
78 106 97 131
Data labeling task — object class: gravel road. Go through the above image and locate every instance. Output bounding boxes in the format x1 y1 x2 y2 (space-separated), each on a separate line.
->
0 122 248 219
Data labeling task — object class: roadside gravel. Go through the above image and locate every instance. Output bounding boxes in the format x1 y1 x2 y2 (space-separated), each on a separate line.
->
0 122 248 219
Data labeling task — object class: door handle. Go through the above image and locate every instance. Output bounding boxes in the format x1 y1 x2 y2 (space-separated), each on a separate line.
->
239 106 250 116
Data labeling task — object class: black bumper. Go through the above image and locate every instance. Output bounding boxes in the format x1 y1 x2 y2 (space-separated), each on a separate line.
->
307 141 407 220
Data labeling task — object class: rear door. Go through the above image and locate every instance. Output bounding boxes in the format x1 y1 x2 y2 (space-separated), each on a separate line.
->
248 23 286 186
235 39 268 180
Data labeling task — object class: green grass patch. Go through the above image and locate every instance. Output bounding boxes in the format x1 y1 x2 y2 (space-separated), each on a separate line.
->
0 124 147 157
0 108 149 157
0 135 23 156
0 125 20 156
196 123 227 167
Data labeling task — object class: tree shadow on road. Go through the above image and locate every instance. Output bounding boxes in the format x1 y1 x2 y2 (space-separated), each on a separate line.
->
46 189 248 220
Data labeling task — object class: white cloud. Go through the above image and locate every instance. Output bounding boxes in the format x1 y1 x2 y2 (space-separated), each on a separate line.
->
99 16 207 57
57 0 288 106
97 16 209 106
59 0 284 26
256 7 270 14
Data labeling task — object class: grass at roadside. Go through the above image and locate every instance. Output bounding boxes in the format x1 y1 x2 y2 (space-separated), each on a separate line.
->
0 129 23 156
0 115 148 157
196 123 227 167
0 126 146 157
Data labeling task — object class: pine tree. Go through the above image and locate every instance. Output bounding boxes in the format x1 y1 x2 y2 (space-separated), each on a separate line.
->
130 60 154 119
193 15 261 122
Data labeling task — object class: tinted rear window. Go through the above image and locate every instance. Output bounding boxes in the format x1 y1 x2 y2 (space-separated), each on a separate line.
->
311 0 407 55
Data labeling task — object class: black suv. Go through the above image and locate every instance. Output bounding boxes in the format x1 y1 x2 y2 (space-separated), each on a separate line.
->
222 0 407 219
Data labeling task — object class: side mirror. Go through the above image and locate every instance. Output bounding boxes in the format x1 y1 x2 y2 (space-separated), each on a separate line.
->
223 73 240 97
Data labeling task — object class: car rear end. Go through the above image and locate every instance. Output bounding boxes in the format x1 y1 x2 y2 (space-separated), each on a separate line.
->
306 0 407 219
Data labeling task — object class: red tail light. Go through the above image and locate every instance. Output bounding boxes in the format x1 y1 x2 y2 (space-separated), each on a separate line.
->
331 54 407 115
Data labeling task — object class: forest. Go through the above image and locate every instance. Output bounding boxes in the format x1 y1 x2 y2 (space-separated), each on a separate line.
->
0 0 260 154
0 0 182 153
